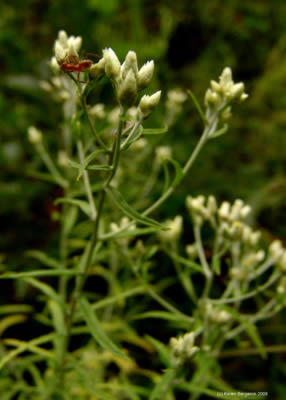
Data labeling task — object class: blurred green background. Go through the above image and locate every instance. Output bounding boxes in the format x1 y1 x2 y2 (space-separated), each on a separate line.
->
1 0 286 397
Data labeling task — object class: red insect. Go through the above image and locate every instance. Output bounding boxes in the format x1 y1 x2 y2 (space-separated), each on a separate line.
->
60 53 97 80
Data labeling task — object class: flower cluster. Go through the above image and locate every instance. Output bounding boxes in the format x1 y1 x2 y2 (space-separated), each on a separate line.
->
100 48 161 115
53 30 82 70
205 303 230 323
205 67 248 109
170 332 199 367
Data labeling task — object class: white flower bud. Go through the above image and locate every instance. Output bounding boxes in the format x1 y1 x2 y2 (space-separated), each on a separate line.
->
155 146 171 164
139 90 161 118
121 51 138 80
28 126 43 144
118 69 137 106
158 215 183 242
186 244 198 259
58 150 69 167
240 205 251 219
58 30 68 46
229 82 245 100
207 195 217 215
89 104 105 119
230 199 244 220
210 80 221 93
54 41 67 64
129 137 147 151
103 48 121 80
220 67 233 86
39 80 53 92
89 58 106 80
50 56 61 74
218 201 231 220
137 60 154 91
277 276 286 294
269 240 284 260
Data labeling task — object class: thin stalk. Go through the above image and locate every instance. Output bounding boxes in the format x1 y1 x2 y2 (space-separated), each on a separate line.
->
81 95 110 152
77 140 97 220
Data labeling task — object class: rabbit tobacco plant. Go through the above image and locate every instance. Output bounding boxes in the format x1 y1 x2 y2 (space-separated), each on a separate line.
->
0 30 284 399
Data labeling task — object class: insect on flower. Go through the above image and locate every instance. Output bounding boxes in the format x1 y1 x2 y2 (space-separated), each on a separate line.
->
60 53 97 81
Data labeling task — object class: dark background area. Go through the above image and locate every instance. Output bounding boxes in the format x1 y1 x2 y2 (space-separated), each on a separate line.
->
1 0 286 398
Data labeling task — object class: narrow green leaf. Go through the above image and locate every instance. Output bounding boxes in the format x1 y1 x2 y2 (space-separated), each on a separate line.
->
55 198 91 218
187 89 208 124
87 164 113 171
23 277 64 307
150 368 176 400
167 158 184 187
168 253 203 273
63 205 78 236
0 304 33 315
79 296 129 360
0 270 83 279
210 123 228 139
68 158 82 169
105 186 166 229
25 250 62 269
132 311 189 323
146 335 172 368
242 321 267 359
104 226 160 240
143 126 168 135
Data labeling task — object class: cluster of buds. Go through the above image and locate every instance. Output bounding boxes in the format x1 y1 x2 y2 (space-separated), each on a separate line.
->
158 215 183 243
268 240 286 272
186 194 217 226
231 250 265 280
53 30 82 72
205 303 230 323
186 195 262 246
205 67 248 111
170 332 199 367
165 88 187 126
100 48 161 116
110 217 136 245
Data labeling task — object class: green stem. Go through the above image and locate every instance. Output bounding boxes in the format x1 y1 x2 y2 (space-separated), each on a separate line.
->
81 95 110 152
77 140 97 220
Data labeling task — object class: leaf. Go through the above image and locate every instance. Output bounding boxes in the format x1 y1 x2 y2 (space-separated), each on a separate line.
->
242 321 267 359
132 311 190 324
150 368 176 400
79 296 129 360
23 278 64 307
167 158 184 187
187 89 208 125
0 270 83 279
105 226 160 240
121 124 143 150
168 253 203 273
63 205 78 236
210 123 228 139
87 165 113 171
146 335 172 368
143 126 168 135
55 198 91 218
105 186 166 229
25 250 62 269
